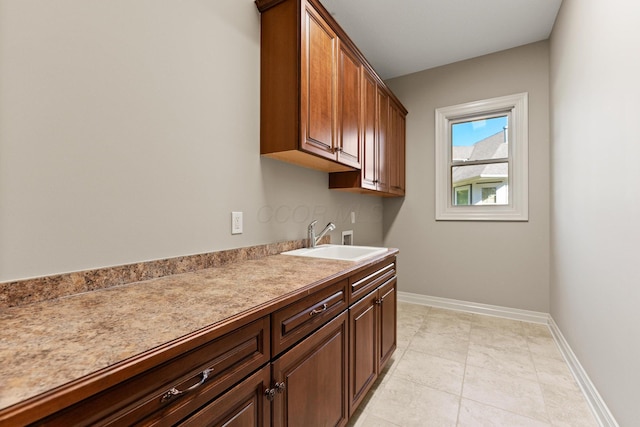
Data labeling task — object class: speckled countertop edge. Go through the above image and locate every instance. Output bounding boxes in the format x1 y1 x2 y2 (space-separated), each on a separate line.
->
0 249 397 412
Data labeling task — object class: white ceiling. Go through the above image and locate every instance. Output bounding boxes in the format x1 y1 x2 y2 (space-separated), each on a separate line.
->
320 0 562 79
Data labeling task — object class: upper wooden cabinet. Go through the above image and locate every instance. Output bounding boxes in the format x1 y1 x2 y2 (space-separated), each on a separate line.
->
300 4 338 163
375 86 390 194
360 67 378 191
388 98 406 196
256 0 406 187
329 72 407 197
336 42 362 169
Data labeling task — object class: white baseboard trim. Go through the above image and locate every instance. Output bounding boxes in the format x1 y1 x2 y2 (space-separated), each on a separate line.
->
548 317 619 427
397 291 619 427
397 291 550 324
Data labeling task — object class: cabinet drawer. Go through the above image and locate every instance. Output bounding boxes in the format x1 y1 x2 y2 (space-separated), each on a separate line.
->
178 364 271 427
271 279 348 356
349 259 395 304
36 316 270 426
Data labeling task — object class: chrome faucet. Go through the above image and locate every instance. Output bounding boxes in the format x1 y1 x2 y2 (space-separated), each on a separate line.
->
307 220 336 248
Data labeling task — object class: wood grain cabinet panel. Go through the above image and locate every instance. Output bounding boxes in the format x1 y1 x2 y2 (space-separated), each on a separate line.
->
272 311 349 427
348 265 397 415
178 365 271 427
329 70 407 197
378 277 397 370
257 0 352 173
301 4 337 160
348 291 378 415
256 0 404 180
375 87 390 194
271 279 348 357
336 42 362 169
360 67 378 191
388 99 406 196
349 259 395 304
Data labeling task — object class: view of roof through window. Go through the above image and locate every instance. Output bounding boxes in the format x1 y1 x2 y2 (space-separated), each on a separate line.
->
451 115 509 205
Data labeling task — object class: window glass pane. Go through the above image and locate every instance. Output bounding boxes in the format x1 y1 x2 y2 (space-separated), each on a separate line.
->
454 185 470 205
451 164 509 205
452 115 508 162
482 187 497 204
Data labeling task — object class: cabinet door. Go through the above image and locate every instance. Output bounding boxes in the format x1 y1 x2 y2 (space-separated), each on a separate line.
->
375 87 389 193
388 100 406 196
272 311 348 427
378 278 397 371
178 365 270 427
360 68 377 190
300 3 337 160
348 290 378 416
336 41 361 168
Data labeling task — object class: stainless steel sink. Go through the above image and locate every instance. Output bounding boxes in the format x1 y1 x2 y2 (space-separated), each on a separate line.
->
280 244 388 262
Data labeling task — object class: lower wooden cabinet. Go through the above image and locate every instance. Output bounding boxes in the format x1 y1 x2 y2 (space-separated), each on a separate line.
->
183 311 350 427
10 256 397 427
378 278 397 370
349 290 378 414
271 311 349 427
348 276 397 415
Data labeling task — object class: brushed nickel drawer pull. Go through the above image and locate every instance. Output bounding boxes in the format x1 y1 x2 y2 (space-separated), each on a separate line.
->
160 368 213 403
309 303 328 316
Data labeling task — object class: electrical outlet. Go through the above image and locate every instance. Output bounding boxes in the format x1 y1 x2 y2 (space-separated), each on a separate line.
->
350 212 356 223
342 230 353 245
231 212 243 235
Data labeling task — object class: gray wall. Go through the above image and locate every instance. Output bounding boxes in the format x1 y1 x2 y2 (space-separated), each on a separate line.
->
550 0 640 424
384 42 551 312
0 0 383 282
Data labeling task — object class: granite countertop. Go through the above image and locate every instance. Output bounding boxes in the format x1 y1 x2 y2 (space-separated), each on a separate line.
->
0 252 395 413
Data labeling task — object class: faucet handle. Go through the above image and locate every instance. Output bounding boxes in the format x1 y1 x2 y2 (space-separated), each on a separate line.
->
308 220 318 230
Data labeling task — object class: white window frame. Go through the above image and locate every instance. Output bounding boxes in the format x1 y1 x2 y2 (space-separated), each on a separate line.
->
435 92 528 221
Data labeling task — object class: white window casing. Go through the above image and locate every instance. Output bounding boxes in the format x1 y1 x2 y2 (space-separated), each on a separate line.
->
435 92 529 221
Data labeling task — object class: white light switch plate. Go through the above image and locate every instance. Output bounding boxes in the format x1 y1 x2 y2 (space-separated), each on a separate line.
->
231 212 243 234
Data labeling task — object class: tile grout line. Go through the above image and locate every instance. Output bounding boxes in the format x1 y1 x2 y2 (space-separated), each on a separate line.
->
454 314 474 426
525 324 555 425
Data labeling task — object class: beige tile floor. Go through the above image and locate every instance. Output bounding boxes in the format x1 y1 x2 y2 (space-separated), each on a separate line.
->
348 301 599 427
